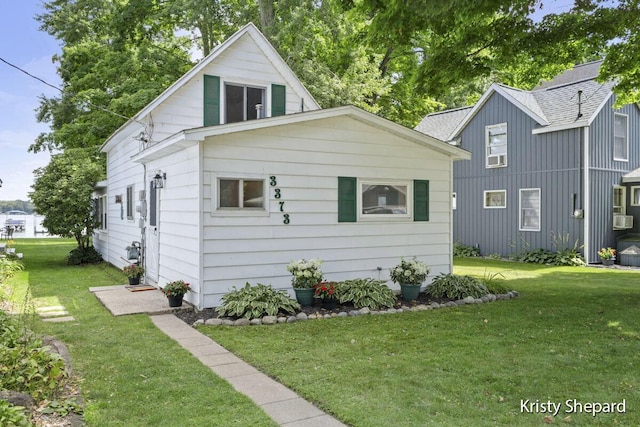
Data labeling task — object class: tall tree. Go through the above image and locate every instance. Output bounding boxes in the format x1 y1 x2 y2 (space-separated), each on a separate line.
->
30 149 104 252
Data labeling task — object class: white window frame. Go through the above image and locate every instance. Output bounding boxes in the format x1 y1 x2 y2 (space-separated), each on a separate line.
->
519 188 541 231
631 186 640 207
483 190 507 209
613 113 629 162
224 82 266 123
358 179 412 221
212 174 268 217
485 123 508 168
613 185 626 215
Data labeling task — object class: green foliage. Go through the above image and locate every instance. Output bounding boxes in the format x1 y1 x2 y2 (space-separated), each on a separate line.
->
453 242 480 257
0 400 32 427
0 311 67 401
518 248 557 265
30 149 104 251
39 398 84 417
218 283 301 319
426 274 489 300
66 246 103 265
337 278 396 310
0 257 24 282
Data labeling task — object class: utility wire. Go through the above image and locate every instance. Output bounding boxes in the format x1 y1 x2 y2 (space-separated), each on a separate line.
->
1 55 146 130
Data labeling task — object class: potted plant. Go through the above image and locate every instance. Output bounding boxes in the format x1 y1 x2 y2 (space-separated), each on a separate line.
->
286 258 323 306
314 281 338 309
161 280 191 307
122 264 144 285
390 257 429 301
598 247 616 266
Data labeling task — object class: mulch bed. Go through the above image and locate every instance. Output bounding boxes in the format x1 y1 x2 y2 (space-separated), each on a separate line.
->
174 291 454 326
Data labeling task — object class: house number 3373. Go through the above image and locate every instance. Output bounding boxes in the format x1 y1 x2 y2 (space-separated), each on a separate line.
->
270 176 290 224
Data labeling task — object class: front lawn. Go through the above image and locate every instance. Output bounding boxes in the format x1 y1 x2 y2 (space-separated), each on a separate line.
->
199 258 640 426
4 239 277 427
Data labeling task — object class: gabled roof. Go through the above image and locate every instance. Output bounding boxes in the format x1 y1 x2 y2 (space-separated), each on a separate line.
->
132 105 471 163
415 61 617 140
101 23 320 150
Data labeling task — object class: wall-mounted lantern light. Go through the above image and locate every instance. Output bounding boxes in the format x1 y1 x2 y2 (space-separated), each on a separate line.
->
154 171 166 189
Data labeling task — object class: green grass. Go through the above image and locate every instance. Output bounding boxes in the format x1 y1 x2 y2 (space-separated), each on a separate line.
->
5 239 276 427
6 240 640 426
199 257 640 426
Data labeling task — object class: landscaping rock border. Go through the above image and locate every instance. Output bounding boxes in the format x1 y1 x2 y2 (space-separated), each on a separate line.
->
188 291 519 327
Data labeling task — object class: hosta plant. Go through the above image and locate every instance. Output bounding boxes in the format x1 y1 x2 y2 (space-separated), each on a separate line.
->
217 283 301 319
426 274 489 300
338 278 396 310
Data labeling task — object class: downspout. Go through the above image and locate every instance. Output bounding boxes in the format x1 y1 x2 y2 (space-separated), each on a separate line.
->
141 164 147 283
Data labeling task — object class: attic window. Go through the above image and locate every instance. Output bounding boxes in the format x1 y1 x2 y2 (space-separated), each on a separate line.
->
225 84 265 123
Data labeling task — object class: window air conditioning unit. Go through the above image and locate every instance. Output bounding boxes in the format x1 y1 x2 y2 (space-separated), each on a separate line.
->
613 214 634 230
487 154 506 167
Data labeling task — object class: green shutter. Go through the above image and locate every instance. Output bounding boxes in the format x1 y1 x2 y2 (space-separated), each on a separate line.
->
271 84 286 117
204 75 220 126
414 180 430 221
338 177 357 222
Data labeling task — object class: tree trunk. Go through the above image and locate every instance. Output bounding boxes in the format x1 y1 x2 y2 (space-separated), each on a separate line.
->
257 0 276 40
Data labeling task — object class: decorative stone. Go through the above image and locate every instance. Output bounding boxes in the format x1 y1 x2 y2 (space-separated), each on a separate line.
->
359 307 371 315
474 298 483 304
324 314 332 319
481 295 490 303
511 290 519 297
205 318 223 326
386 308 397 314
296 312 308 321
222 319 235 326
262 316 278 325
193 319 205 326
337 312 348 317
349 310 361 316
250 318 262 325
286 316 297 323
277 317 287 323
463 296 475 304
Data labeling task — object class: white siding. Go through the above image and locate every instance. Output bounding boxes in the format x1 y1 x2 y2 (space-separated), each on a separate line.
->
201 116 454 307
98 128 146 269
139 32 314 143
145 145 201 306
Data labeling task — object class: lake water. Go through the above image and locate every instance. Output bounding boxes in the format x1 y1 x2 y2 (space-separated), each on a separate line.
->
0 214 55 238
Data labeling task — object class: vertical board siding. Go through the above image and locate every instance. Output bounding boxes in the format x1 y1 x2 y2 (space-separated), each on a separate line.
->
453 93 583 257
201 116 456 306
586 99 640 262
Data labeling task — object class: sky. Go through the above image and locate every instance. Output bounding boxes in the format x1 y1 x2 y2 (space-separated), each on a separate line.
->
0 1 578 202
0 1 60 201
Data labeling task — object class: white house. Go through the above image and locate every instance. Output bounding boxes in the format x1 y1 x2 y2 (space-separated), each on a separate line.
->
94 23 470 309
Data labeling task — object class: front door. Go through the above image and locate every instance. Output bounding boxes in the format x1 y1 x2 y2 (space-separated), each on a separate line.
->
146 180 160 285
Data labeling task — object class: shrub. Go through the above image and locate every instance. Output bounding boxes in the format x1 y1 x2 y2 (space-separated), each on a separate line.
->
217 283 300 319
426 274 489 300
66 246 102 265
518 248 556 264
453 242 480 257
0 311 67 401
338 279 396 310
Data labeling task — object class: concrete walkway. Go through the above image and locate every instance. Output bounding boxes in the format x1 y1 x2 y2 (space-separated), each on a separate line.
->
90 285 347 426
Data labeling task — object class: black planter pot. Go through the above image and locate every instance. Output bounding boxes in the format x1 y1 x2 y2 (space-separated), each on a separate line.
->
167 294 184 307
128 276 141 286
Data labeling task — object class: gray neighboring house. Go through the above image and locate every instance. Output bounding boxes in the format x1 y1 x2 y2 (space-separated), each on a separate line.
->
416 61 640 264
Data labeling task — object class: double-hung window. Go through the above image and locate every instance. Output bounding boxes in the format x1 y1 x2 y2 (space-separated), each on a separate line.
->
97 195 107 230
519 188 540 231
126 185 134 220
486 123 507 168
218 178 265 209
614 113 629 161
